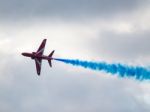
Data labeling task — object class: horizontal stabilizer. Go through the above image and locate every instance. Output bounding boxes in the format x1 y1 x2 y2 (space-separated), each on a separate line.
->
48 50 55 67
48 60 52 67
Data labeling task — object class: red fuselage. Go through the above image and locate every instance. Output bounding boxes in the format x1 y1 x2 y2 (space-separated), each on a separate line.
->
22 52 53 60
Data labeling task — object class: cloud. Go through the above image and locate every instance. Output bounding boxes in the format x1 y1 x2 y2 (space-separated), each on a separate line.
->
0 55 150 112
0 0 149 22
0 0 150 112
0 37 150 112
88 30 150 62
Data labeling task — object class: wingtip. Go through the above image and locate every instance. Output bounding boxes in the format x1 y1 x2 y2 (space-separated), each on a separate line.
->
37 71 41 76
43 39 47 41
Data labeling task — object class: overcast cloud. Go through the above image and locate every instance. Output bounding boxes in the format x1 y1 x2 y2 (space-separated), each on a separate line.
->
0 0 149 22
0 0 150 112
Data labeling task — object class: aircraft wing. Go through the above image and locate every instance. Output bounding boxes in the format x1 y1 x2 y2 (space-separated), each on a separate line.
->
36 39 46 56
35 58 42 75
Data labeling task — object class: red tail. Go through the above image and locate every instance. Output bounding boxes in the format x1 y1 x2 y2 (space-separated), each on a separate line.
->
48 50 55 67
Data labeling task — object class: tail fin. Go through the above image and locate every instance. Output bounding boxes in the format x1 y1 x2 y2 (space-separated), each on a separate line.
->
48 50 55 67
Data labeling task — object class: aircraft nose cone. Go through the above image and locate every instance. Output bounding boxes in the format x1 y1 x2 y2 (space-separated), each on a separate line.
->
22 53 25 56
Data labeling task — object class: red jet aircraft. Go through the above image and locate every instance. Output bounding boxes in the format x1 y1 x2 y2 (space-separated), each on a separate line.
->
22 39 55 75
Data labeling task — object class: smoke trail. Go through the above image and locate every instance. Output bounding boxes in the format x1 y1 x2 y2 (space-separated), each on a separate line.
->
54 58 150 80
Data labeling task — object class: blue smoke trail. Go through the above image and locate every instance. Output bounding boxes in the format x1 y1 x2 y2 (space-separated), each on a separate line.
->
54 58 150 80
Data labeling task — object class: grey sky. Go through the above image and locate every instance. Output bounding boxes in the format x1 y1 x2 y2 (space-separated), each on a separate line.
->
0 0 150 112
0 0 149 21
